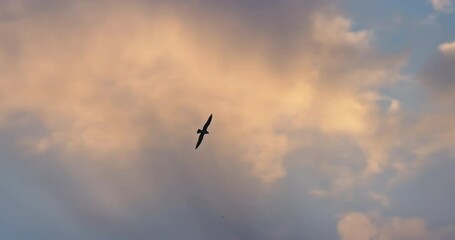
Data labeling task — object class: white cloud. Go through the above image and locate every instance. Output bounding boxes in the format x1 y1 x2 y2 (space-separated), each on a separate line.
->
439 41 455 55
313 13 373 49
431 0 453 12
338 212 455 240
338 212 377 240
367 192 391 207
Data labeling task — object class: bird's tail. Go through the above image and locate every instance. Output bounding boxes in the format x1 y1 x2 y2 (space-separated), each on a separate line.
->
197 129 202 134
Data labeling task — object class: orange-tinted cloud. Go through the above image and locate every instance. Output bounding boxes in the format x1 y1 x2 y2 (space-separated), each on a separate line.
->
0 1 405 186
3 1 455 239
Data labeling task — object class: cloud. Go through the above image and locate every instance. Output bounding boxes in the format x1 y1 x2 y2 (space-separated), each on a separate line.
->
439 41 455 55
338 212 455 240
0 0 404 185
415 41 455 162
0 0 423 239
367 192 391 207
430 0 453 12
338 212 377 240
312 13 373 49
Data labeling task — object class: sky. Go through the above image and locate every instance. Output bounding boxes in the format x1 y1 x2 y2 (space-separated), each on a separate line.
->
0 0 454 239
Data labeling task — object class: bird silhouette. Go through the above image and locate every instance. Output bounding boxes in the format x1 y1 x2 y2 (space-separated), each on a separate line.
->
195 114 212 149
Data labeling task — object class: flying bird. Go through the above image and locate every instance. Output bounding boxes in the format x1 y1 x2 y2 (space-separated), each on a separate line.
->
195 114 212 149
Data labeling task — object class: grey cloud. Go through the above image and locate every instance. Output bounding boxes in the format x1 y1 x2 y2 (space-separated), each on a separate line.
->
421 51 455 103
1 124 342 239
388 155 455 229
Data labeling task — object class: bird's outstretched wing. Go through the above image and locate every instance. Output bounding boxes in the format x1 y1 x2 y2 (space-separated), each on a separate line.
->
203 114 213 130
195 134 204 149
